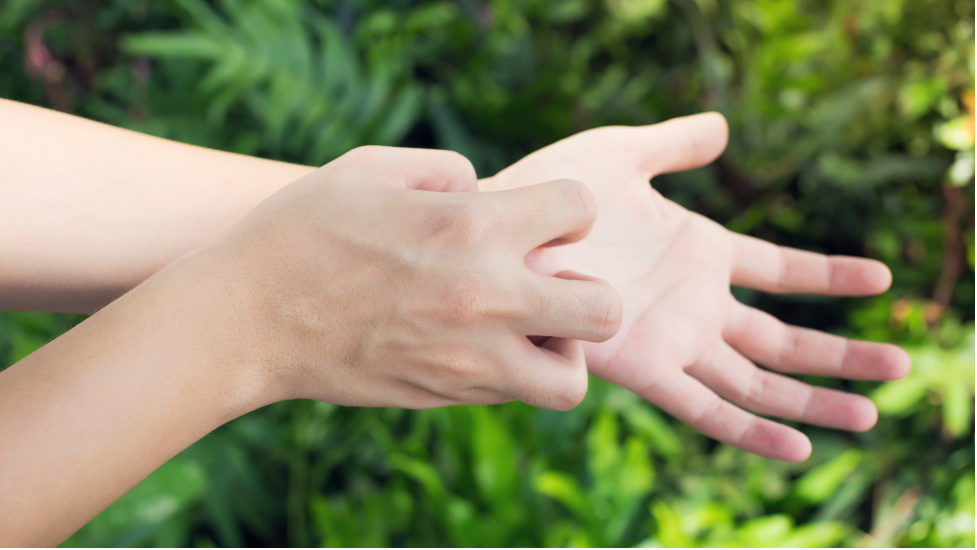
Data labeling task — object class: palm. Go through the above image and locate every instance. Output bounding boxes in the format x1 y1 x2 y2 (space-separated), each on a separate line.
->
483 114 910 461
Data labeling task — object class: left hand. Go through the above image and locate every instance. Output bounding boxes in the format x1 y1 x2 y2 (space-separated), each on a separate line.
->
480 112 910 462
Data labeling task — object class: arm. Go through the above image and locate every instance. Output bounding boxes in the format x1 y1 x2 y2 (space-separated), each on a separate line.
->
0 99 314 313
0 146 622 545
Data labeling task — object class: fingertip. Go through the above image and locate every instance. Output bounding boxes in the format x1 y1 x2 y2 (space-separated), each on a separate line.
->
868 259 893 293
885 345 912 381
746 421 811 462
849 395 879 432
845 341 913 381
830 257 893 296
787 435 814 463
858 258 892 295
639 112 730 175
692 111 729 156
683 112 729 166
774 427 812 463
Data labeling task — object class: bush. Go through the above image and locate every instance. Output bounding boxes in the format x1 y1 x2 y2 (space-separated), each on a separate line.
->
0 0 973 546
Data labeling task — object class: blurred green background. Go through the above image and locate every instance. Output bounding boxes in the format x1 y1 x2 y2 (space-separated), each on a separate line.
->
0 0 974 547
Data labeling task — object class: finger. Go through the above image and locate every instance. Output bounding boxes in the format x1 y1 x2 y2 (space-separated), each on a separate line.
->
513 270 623 343
492 179 597 252
729 233 892 296
342 146 479 192
636 372 812 462
626 112 729 177
689 342 879 432
725 299 911 381
503 336 589 411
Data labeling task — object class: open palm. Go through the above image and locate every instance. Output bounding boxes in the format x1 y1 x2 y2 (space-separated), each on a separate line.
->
481 113 910 461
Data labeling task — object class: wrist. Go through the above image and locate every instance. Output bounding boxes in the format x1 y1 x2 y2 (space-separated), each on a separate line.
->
131 246 284 420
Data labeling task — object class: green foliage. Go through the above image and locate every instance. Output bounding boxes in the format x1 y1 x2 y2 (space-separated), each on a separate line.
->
123 0 426 162
0 0 973 547
872 332 975 437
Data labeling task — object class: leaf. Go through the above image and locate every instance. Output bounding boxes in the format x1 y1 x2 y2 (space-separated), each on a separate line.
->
650 501 693 547
794 449 863 503
936 115 976 150
544 0 591 23
778 521 850 548
586 409 621 490
898 76 949 120
469 406 517 505
606 0 668 24
404 3 459 32
619 403 682 459
817 152 945 189
618 436 654 500
372 84 423 146
941 380 973 438
429 88 479 164
0 0 43 31
872 377 930 415
388 453 447 506
534 471 593 524
736 514 793 546
123 32 224 59
9 332 47 363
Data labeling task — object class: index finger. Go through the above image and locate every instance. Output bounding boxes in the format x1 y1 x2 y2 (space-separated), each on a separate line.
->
492 179 598 252
729 233 892 296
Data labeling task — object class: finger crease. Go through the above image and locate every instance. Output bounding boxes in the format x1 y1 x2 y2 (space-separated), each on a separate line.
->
744 368 767 408
775 325 797 368
837 338 852 377
776 246 788 289
691 395 725 432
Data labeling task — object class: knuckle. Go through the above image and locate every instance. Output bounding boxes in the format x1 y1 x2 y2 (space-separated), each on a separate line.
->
441 346 486 380
440 275 498 323
438 150 478 183
342 145 385 164
419 346 492 400
440 203 503 249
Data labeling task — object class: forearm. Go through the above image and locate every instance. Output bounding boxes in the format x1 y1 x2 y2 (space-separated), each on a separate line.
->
0 249 271 546
0 99 314 313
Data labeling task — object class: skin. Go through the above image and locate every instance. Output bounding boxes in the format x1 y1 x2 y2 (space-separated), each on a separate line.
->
0 98 314 312
0 147 622 546
481 113 911 462
0 101 909 504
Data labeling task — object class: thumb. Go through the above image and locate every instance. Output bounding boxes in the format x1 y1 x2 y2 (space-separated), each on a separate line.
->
629 112 729 177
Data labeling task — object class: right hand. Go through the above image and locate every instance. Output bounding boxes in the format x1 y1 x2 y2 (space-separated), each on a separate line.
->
189 146 623 411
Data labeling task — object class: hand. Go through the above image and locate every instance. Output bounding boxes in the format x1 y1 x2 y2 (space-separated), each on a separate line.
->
0 145 626 545
480 113 910 461
202 146 623 411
